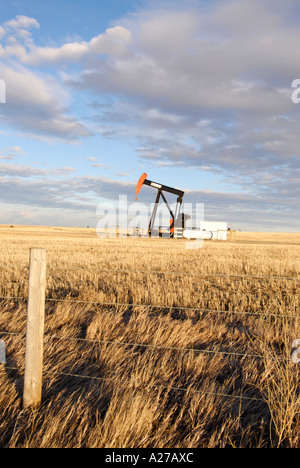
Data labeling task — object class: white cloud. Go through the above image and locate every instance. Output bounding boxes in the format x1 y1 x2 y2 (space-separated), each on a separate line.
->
64 1 300 172
0 13 91 140
1 15 40 46
137 10 199 55
28 42 90 65
0 62 91 140
3 15 40 31
65 2 299 120
0 22 132 65
20 211 33 219
0 146 26 160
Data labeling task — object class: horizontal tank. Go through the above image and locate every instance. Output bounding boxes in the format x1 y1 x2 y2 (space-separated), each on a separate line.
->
183 230 213 240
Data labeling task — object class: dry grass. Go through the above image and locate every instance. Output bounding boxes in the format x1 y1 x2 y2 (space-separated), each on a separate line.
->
0 225 299 448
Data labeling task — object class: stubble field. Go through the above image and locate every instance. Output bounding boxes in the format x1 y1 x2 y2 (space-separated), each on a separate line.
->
0 225 299 448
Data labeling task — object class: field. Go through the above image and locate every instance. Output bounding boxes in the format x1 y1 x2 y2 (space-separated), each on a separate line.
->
0 225 299 448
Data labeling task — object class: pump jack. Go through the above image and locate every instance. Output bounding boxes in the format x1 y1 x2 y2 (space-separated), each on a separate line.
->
136 173 186 238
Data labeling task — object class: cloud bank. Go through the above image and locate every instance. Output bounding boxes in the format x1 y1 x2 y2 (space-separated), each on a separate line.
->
0 1 299 230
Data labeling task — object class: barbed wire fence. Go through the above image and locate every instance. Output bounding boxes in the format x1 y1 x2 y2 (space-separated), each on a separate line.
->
0 248 299 408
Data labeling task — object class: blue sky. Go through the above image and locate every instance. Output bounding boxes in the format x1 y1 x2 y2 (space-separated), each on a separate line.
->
0 0 299 231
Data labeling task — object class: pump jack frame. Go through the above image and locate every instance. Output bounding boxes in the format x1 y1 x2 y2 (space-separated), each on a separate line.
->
136 173 185 238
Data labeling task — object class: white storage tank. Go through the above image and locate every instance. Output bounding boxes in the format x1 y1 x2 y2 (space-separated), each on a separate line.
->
184 222 228 241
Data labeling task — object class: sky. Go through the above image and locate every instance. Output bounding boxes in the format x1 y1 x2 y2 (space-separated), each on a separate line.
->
0 0 299 231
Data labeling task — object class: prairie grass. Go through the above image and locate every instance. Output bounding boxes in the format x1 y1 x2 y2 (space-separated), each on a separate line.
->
0 225 299 448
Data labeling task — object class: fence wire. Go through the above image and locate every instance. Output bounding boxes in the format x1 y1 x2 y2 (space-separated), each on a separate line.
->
0 329 290 363
45 370 264 403
0 295 298 320
44 332 265 360
0 331 268 404
0 261 299 408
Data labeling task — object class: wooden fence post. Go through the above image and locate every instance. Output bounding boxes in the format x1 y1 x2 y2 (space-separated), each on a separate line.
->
23 248 46 410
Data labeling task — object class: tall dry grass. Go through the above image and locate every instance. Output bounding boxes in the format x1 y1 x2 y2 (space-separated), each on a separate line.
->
0 226 299 447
